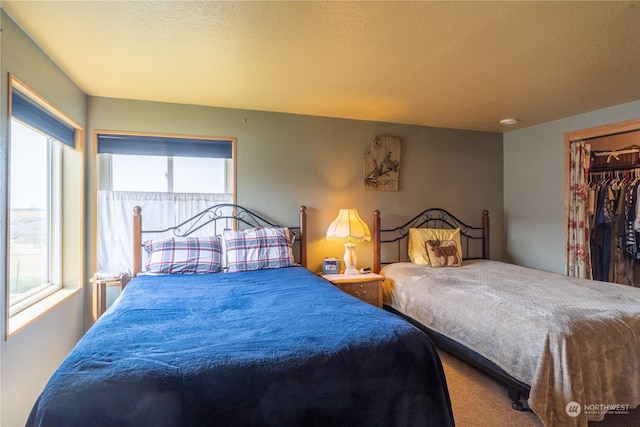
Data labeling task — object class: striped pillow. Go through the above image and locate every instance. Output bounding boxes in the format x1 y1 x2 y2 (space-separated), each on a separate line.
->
224 227 295 272
143 236 223 274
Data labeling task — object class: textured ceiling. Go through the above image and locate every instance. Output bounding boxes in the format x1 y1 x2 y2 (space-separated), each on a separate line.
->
2 1 640 132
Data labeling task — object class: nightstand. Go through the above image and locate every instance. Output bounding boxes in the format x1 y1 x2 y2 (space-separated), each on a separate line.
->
92 273 131 321
322 273 383 308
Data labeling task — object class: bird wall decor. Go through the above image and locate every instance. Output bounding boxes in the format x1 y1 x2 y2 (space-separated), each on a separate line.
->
364 135 401 191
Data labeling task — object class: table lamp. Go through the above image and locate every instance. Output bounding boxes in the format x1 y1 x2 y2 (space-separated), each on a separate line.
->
326 208 371 274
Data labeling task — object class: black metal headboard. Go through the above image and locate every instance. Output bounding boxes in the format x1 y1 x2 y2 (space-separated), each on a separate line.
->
133 204 307 275
373 208 489 273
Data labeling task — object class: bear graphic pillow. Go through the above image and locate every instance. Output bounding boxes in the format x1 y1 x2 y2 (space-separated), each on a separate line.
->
408 228 462 266
425 239 462 267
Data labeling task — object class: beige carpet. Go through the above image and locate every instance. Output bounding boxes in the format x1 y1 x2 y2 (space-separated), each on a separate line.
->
439 349 640 427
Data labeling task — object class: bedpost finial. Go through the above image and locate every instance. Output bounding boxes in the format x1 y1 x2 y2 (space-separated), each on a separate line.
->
299 205 306 213
483 209 489 216
134 206 141 215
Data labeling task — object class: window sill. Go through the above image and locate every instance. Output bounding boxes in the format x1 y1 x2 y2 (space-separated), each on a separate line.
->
7 286 82 339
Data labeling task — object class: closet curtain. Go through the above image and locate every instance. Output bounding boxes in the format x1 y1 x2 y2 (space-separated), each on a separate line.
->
97 191 233 274
566 141 592 278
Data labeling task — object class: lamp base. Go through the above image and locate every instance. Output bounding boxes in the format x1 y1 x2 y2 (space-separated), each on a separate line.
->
343 243 358 275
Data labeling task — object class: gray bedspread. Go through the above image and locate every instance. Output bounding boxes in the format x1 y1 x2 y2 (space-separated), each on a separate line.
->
382 260 640 427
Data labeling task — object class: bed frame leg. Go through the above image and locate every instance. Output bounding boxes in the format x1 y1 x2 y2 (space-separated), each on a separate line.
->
508 387 525 411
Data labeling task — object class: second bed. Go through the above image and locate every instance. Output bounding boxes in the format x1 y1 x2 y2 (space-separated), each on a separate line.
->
373 208 640 427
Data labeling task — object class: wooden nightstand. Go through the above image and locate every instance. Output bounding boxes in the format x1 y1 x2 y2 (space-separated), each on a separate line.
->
92 273 131 321
322 273 383 308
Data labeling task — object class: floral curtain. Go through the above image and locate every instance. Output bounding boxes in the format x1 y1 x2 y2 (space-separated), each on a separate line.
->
566 141 592 278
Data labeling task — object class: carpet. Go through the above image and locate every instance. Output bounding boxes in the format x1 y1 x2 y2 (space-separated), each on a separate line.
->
439 349 640 427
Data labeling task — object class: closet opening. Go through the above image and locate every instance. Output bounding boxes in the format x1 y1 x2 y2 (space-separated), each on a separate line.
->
564 118 640 284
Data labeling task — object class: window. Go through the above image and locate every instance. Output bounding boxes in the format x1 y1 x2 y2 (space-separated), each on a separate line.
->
107 155 227 193
173 157 226 193
97 133 233 194
111 154 167 192
95 133 235 275
8 80 81 320
8 120 62 315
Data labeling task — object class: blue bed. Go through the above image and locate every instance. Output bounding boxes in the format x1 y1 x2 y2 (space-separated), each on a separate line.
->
27 205 454 427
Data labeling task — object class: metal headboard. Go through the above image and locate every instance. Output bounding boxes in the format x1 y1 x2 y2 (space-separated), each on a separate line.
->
373 208 489 273
133 204 307 275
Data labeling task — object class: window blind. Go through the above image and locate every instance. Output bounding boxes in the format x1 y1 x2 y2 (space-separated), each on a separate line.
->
11 90 76 148
97 134 233 158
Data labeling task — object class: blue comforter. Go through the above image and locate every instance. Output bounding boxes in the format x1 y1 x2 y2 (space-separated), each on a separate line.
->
27 266 453 427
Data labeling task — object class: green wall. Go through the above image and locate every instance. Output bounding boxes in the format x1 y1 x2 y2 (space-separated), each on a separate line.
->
87 97 505 278
503 101 640 274
2 7 504 426
1 9 87 426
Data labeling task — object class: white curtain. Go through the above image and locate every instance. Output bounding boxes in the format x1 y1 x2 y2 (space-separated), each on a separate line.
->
97 191 233 274
566 141 592 278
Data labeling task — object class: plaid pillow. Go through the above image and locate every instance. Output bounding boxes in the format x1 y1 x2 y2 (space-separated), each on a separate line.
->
143 236 223 274
224 227 295 272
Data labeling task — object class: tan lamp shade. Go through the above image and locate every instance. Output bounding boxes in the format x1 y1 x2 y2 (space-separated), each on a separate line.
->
326 208 371 243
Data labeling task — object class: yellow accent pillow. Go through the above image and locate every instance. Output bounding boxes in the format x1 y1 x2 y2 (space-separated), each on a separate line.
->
408 228 462 265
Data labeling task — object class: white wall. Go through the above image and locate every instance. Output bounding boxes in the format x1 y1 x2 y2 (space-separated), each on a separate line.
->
503 101 640 273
